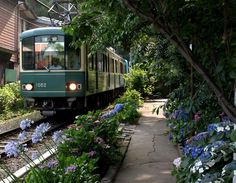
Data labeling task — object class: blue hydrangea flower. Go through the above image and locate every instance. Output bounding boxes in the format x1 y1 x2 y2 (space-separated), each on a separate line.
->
32 122 51 143
20 119 33 130
207 124 218 132
18 131 27 141
32 131 43 143
204 140 226 152
5 141 20 157
182 145 203 159
113 103 124 112
200 151 212 161
170 108 188 122
52 130 64 144
35 122 51 134
101 103 124 119
191 132 209 143
65 165 77 173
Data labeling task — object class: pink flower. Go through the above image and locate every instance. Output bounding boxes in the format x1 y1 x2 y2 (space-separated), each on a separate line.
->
194 114 201 121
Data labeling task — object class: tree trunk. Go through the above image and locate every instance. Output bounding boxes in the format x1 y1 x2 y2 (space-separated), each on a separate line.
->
122 0 236 122
154 23 236 122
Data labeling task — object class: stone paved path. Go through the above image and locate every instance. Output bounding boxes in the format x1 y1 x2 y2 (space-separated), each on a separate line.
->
114 100 179 183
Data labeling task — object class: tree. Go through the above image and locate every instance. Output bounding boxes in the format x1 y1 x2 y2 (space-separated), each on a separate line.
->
67 0 236 122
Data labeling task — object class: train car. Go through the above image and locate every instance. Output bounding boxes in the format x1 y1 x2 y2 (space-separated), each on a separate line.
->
19 27 127 116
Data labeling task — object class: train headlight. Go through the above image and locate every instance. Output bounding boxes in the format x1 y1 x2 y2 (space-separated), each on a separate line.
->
66 82 81 91
22 83 34 91
69 83 77 91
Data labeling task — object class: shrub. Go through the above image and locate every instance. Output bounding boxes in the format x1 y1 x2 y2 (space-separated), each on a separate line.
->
114 89 143 124
124 65 155 97
0 82 29 120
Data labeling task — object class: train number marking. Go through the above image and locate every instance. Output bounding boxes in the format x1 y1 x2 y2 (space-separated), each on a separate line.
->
36 83 47 88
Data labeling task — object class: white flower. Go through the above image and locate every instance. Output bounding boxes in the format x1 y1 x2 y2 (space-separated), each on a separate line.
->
225 125 230 131
199 167 204 173
191 166 196 173
195 160 202 167
173 157 181 168
216 126 224 132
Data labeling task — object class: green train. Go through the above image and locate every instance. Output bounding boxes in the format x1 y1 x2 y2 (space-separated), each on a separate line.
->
20 27 128 116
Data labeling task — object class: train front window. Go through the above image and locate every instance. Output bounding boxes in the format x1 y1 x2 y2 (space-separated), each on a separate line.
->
35 35 64 70
22 35 65 70
22 34 81 70
22 37 34 70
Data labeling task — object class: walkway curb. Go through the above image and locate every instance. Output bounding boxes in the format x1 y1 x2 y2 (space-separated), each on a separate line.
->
0 111 45 135
101 125 135 183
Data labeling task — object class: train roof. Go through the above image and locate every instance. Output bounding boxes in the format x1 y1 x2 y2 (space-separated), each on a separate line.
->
20 27 64 40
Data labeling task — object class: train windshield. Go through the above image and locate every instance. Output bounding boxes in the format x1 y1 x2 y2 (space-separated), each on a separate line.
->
22 35 80 70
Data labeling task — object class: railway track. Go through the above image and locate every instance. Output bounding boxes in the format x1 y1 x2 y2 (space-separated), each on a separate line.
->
0 115 75 181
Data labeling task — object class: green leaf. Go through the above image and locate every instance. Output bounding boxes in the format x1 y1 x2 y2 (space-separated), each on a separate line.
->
230 130 236 142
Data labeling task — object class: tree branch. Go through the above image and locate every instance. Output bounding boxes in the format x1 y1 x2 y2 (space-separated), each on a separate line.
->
122 0 153 22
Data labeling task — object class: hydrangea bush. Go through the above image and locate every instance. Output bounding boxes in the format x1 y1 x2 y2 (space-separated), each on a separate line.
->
169 109 236 182
2 90 142 182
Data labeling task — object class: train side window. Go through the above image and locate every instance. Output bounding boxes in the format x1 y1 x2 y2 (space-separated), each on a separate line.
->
115 60 118 73
66 49 81 70
103 54 108 72
97 53 103 72
120 62 123 74
22 37 34 70
110 58 114 73
88 54 94 70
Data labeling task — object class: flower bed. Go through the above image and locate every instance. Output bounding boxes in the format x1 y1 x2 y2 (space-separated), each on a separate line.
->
166 108 236 182
2 89 143 182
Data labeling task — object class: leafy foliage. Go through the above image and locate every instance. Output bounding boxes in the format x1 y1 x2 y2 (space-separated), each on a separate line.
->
64 0 236 121
0 82 31 121
114 89 143 124
124 65 155 97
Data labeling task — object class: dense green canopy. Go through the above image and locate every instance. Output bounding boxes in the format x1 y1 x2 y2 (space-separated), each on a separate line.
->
64 0 236 121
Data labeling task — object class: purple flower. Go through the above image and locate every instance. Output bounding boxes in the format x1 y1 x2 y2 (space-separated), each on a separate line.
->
32 122 51 144
190 132 209 143
35 123 51 134
52 130 64 144
47 160 58 168
88 150 97 158
65 165 77 173
32 131 43 143
4 141 20 157
20 119 33 130
18 131 27 141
